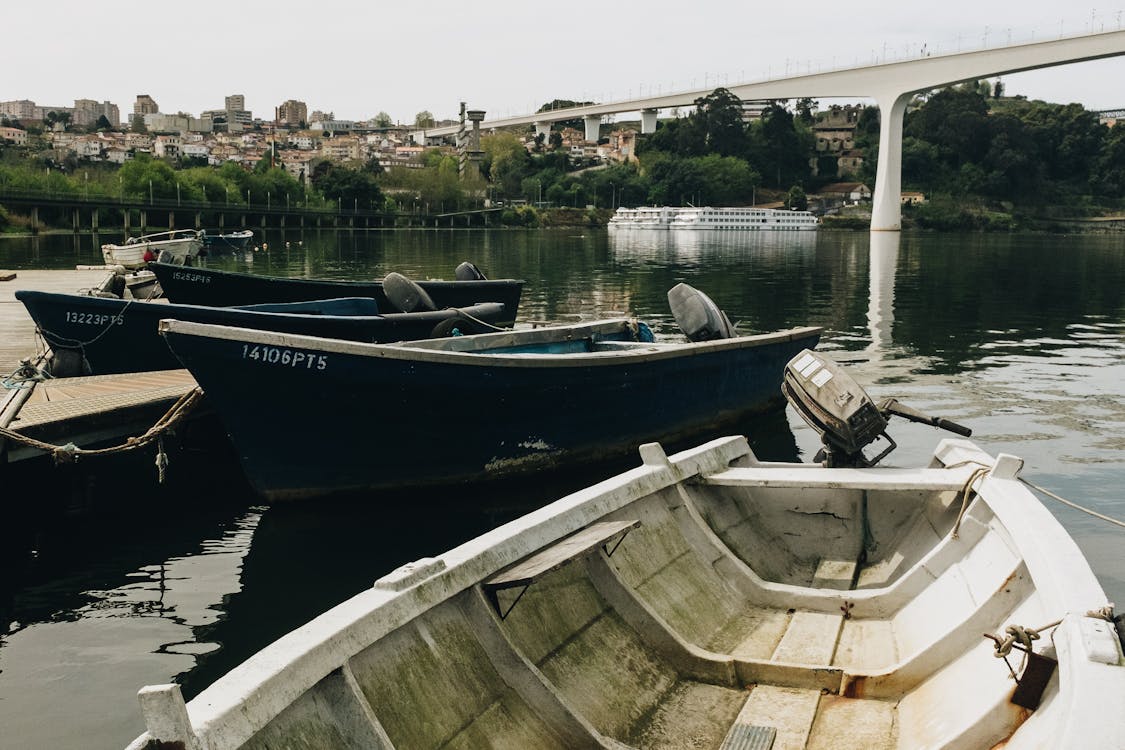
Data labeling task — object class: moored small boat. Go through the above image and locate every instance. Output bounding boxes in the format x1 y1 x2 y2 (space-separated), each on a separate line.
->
101 230 204 269
200 229 254 251
157 285 821 499
126 350 1125 750
148 261 525 322
16 289 510 376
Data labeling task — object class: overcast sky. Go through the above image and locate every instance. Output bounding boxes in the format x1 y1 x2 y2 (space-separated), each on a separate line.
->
5 1 1125 124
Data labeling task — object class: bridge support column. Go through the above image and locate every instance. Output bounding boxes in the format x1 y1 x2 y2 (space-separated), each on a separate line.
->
124 208 130 234
195 212 201 229
219 213 224 229
870 91 909 232
91 208 98 231
534 122 551 143
641 109 658 134
72 209 79 233
583 115 601 142
140 210 147 233
168 212 175 230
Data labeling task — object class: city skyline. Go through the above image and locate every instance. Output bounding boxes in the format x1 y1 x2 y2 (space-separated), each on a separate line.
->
4 1 1125 126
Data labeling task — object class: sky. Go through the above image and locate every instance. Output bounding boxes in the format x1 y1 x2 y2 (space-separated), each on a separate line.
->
5 1 1125 125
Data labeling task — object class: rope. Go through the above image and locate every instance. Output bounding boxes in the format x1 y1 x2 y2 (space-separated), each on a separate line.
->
449 307 506 333
951 465 990 538
0 386 204 481
2 354 54 390
984 619 1063 680
38 298 135 350
1020 477 1125 530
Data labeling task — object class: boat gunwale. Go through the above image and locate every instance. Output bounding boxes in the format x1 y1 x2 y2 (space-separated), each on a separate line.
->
157 318 825 369
127 438 1120 750
16 289 506 326
147 261 525 288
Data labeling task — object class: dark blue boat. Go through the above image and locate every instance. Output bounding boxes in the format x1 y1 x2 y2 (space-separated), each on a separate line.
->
16 290 509 376
159 313 822 500
149 262 524 324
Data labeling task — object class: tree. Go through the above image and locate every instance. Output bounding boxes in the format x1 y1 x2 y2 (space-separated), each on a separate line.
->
414 111 435 128
748 103 813 188
131 114 148 133
536 99 595 131
795 98 818 125
372 111 393 128
313 163 384 209
786 185 808 210
94 114 112 132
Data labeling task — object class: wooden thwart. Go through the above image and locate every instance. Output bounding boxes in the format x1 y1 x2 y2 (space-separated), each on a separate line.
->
483 519 640 618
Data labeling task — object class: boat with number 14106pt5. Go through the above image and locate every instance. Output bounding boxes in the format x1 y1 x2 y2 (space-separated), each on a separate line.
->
157 284 822 500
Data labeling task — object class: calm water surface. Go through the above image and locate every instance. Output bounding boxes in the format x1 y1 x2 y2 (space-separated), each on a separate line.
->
1 228 1123 749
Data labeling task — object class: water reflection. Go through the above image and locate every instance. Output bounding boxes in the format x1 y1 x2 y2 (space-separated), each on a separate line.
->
0 507 263 747
0 228 1123 748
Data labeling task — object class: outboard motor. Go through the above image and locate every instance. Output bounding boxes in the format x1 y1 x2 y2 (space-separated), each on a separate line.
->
783 349 972 468
667 283 735 342
383 272 436 313
454 261 487 281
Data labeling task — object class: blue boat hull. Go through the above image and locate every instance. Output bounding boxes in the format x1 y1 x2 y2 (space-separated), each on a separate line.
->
149 263 524 323
15 291 509 376
160 321 821 499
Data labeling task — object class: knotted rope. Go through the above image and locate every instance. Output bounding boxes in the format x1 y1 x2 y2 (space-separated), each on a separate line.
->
0 386 204 482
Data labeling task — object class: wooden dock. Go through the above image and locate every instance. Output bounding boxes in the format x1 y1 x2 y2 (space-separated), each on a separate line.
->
0 267 113 373
1 268 202 464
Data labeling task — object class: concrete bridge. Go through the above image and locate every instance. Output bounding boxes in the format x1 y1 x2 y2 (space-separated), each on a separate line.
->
419 29 1125 231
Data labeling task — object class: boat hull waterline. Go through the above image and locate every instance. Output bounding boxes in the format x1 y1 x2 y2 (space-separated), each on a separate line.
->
158 318 822 499
128 436 1125 750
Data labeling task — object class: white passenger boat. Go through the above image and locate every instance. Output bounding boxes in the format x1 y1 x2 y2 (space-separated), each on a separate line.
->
101 230 204 270
670 206 819 231
126 351 1125 750
607 207 638 226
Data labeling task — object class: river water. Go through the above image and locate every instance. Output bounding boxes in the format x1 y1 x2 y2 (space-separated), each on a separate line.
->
0 227 1123 749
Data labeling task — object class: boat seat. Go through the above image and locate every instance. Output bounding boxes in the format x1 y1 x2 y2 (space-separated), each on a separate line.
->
482 519 639 619
811 557 858 590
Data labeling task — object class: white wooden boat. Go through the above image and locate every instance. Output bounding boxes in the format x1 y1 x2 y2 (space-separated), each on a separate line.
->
126 353 1125 750
101 230 203 270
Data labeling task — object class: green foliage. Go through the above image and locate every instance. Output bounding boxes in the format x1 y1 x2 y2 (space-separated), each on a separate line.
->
312 163 384 210
786 185 808 210
536 99 595 131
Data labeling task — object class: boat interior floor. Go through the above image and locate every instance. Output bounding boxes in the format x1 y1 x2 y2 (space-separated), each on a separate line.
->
243 459 1052 750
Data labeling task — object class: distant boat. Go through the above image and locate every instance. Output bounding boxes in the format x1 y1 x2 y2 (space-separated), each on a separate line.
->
148 261 525 324
101 230 203 269
608 206 819 231
125 354 1125 749
156 285 821 499
200 229 254 252
16 290 510 376
669 206 819 231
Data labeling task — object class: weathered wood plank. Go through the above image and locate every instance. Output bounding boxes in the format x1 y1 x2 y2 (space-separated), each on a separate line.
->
484 519 640 590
